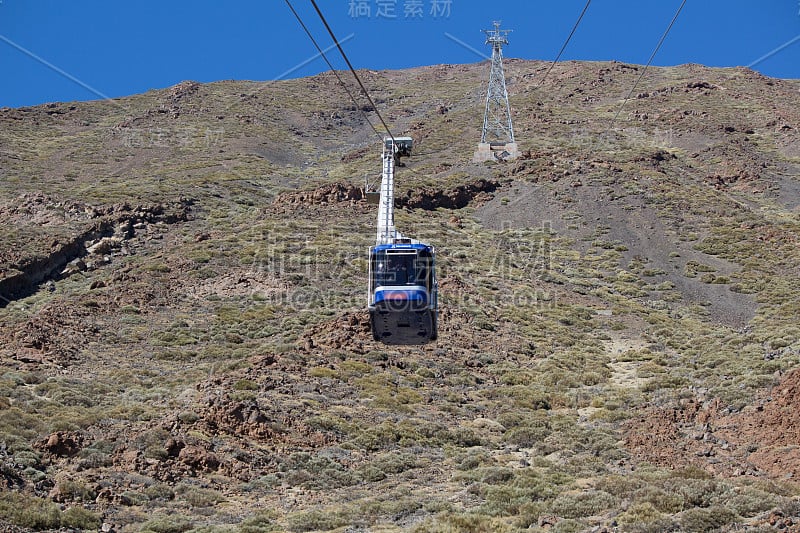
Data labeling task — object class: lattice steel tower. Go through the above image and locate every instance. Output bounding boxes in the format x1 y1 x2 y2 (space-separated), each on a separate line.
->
481 21 513 143
474 21 519 162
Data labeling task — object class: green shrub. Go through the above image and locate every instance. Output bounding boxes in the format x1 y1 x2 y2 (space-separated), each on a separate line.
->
178 410 200 424
551 518 589 533
633 485 684 514
455 448 494 471
239 511 280 533
503 425 550 449
678 506 736 532
724 488 782 518
617 502 664 525
55 479 97 501
663 478 726 509
0 492 61 529
62 506 102 530
140 514 194 533
285 509 350 532
175 484 224 507
120 491 150 506
411 512 513 532
549 490 617 519
596 475 645 496
233 379 259 391
144 483 176 501
368 451 419 476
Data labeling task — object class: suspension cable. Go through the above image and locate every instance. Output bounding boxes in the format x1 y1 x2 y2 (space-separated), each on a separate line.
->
284 0 384 140
610 0 688 127
309 0 396 144
536 0 592 88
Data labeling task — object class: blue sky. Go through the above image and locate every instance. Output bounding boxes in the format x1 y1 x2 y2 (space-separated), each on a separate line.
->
1 1 799 108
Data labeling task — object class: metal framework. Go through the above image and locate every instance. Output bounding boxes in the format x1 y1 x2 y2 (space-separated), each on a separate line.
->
480 21 515 144
376 140 399 244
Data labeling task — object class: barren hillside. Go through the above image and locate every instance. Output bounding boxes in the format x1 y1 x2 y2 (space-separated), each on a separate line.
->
0 59 799 532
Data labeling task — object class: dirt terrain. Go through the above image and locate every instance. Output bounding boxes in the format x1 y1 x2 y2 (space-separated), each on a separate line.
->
626 368 800 481
0 60 798 531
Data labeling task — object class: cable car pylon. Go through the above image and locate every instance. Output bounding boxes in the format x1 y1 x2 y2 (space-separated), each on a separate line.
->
473 21 521 163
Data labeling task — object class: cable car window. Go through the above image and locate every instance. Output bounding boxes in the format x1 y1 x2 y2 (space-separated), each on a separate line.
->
415 250 432 289
372 250 420 287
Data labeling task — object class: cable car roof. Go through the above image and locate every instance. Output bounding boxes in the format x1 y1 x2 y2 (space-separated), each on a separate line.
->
372 242 432 253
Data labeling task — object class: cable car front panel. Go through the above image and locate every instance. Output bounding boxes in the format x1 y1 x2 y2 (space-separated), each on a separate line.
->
368 242 437 344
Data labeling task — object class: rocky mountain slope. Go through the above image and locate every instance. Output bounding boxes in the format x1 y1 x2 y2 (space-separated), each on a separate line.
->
0 59 798 532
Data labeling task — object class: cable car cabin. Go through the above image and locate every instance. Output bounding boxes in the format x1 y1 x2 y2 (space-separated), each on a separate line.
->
368 241 438 344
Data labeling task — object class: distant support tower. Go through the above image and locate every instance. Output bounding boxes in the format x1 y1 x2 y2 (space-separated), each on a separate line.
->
473 21 520 163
